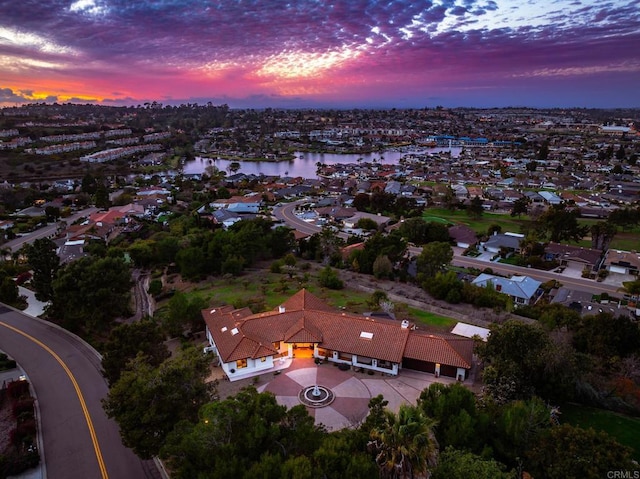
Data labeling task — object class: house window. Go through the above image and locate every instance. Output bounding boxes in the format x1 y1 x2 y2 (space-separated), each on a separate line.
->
236 359 248 369
338 352 352 361
273 341 281 351
261 357 267 362
378 360 393 370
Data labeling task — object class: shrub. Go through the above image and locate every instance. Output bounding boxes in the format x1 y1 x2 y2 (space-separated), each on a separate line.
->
147 279 163 297
12 398 34 419
7 380 29 400
11 419 36 447
318 266 344 290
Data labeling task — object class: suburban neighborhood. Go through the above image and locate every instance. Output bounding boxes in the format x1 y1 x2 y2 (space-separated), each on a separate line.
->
1 103 639 478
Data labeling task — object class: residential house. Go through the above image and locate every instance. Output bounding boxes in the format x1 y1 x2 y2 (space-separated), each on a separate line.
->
481 232 524 254
538 191 563 205
544 242 603 272
603 249 640 275
211 195 262 213
343 211 391 229
448 225 477 249
202 289 473 382
471 273 542 306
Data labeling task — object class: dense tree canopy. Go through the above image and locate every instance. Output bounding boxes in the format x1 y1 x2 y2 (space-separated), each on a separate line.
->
22 237 60 301
368 404 439 479
398 218 450 245
536 204 589 243
100 320 170 386
161 387 328 479
48 255 132 333
416 241 453 279
526 424 639 479
432 448 513 479
103 346 213 459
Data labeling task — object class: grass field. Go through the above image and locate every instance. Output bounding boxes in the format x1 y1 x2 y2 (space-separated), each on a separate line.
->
157 267 457 331
424 207 639 251
561 403 640 461
423 207 529 235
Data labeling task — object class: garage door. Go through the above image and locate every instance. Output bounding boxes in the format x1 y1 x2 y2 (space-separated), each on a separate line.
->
402 358 435 373
609 265 628 274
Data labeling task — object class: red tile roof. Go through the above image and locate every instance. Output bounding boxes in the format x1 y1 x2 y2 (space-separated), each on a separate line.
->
202 289 473 369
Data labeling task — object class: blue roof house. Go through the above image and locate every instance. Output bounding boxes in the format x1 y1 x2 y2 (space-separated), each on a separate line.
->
472 273 542 306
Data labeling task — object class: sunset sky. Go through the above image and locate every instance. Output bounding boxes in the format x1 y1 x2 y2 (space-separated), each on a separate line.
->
1 0 639 109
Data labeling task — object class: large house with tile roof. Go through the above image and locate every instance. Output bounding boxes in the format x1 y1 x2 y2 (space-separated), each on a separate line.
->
202 289 473 382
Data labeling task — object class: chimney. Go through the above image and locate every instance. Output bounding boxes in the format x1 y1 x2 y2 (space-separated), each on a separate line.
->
401 320 410 329
496 284 502 292
278 305 286 313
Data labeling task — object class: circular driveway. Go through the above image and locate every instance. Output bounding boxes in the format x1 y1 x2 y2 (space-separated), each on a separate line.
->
257 358 456 431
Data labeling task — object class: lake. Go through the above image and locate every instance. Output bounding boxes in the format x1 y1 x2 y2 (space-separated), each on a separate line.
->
183 147 461 178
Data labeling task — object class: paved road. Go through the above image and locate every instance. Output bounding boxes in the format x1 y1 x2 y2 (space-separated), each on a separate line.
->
3 207 98 252
274 200 618 295
0 306 159 479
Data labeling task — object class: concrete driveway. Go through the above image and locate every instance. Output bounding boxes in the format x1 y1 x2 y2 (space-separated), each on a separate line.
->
257 358 462 431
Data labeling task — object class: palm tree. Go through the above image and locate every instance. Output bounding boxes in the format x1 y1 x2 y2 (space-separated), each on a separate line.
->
368 404 439 479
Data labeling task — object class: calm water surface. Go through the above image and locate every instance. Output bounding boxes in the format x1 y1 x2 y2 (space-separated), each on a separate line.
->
184 148 460 178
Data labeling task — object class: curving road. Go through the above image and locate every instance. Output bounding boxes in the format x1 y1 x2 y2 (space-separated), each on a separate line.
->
0 306 160 479
274 200 619 296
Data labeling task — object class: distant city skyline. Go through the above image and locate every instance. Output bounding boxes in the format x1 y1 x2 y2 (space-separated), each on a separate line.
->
1 0 639 109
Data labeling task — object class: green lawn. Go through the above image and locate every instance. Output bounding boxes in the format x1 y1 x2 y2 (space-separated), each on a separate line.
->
561 403 640 461
423 207 529 235
160 267 457 331
408 308 457 330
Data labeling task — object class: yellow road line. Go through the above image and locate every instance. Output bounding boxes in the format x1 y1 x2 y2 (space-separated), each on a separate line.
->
0 320 109 479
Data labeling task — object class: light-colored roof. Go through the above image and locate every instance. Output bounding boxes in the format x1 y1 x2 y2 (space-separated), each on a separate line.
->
451 322 490 341
472 274 541 300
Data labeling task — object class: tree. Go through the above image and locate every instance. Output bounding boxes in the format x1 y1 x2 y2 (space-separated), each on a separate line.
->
355 217 379 231
318 227 344 265
416 241 453 280
103 346 213 459
510 197 529 218
572 312 640 360
318 266 343 289
165 291 208 336
432 448 513 479
493 397 553 463
536 141 549 160
161 388 326 479
537 204 589 243
94 181 111 209
228 161 241 174
0 269 20 306
477 321 554 401
467 196 484 220
590 221 617 250
607 207 640 231
373 255 393 279
353 193 371 211
101 320 170 385
526 424 639 479
368 403 439 479
418 382 488 451
49 256 132 333
22 238 60 301
44 205 60 222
